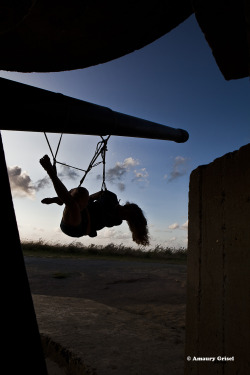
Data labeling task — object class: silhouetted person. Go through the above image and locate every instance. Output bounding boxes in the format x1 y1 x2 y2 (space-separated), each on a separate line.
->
40 155 149 246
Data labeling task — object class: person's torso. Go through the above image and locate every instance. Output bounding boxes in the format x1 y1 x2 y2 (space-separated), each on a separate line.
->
88 191 122 237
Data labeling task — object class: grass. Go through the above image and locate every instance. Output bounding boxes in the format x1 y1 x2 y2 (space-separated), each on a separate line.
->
21 239 187 264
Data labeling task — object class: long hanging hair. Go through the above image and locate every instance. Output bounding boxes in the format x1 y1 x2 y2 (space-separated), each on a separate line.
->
124 202 150 246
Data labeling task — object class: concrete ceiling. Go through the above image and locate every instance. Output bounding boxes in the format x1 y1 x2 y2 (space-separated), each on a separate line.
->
0 1 249 79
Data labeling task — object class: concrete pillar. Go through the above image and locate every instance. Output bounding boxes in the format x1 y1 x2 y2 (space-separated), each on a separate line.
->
0 132 48 374
185 143 250 375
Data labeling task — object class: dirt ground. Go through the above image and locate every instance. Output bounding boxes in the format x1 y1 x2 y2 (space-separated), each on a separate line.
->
25 256 187 375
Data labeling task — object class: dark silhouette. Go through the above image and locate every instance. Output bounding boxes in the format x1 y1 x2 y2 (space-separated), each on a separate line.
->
40 155 149 246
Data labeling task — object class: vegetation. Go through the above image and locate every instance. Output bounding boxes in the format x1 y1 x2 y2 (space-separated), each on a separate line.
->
21 239 187 263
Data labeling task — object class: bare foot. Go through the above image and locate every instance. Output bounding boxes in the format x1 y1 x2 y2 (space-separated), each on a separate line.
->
41 198 63 205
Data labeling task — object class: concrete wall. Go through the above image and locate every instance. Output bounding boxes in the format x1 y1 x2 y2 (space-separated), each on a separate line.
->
185 143 250 375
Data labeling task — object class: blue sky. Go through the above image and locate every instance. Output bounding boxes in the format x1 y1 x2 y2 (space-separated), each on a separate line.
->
1 14 249 248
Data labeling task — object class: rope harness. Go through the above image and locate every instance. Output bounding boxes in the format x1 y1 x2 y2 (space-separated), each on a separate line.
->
44 133 111 190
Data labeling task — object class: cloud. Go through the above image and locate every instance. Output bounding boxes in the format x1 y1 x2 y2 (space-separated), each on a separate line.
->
8 166 36 198
123 157 139 168
35 176 51 191
168 222 180 230
167 156 188 182
106 157 139 183
58 165 80 181
98 227 131 241
97 157 140 191
35 164 81 192
8 165 52 197
117 182 126 192
106 163 127 182
168 220 188 231
181 220 188 230
7 160 82 199
132 168 149 183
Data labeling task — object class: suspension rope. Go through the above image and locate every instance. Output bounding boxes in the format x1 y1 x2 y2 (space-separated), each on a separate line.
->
78 135 111 189
43 133 111 190
54 133 63 161
43 132 56 164
100 136 108 191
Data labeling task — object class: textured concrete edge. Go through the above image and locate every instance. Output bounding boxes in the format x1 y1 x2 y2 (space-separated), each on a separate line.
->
185 142 250 375
189 143 250 175
40 334 97 375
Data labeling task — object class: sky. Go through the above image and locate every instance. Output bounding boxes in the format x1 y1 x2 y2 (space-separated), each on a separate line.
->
1 14 249 249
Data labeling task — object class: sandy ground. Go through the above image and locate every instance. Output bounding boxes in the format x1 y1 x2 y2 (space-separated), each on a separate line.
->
25 256 187 375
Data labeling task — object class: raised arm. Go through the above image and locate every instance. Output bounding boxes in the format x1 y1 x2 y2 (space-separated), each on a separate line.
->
39 155 74 206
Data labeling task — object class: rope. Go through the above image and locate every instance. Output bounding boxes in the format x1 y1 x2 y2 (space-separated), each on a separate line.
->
43 133 111 190
44 132 56 164
54 133 63 161
78 135 111 189
100 136 109 191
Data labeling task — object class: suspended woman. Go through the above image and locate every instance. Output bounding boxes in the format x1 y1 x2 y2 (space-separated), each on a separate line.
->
40 155 150 246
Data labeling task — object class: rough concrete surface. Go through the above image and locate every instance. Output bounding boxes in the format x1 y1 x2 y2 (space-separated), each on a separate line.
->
186 143 250 375
26 257 187 375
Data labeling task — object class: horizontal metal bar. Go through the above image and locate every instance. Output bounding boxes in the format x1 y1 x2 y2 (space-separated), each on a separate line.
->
0 77 189 142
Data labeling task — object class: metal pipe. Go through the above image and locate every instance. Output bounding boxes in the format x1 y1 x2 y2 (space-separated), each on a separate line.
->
0 77 189 142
